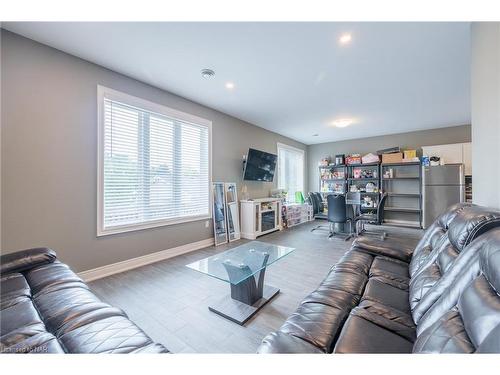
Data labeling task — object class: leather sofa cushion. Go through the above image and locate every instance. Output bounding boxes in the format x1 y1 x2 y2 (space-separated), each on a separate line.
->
437 202 473 229
447 206 500 252
301 286 360 310
458 274 500 347
25 262 86 296
1 332 65 354
257 331 324 354
362 278 411 315
477 324 500 353
351 238 413 263
0 248 57 275
332 250 373 275
320 270 368 296
371 256 409 278
334 314 413 353
351 306 415 342
279 302 350 353
414 236 500 353
408 228 463 315
1 273 31 310
412 235 488 326
357 299 415 329
409 263 442 311
34 286 117 334
58 315 167 354
413 310 475 353
1 299 43 338
369 256 410 290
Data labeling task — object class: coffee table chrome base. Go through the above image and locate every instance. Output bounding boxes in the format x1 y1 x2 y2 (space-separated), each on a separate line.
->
208 285 279 325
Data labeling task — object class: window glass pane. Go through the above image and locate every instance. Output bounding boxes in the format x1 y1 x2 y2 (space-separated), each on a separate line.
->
148 113 174 220
104 101 141 226
102 96 210 231
277 144 304 203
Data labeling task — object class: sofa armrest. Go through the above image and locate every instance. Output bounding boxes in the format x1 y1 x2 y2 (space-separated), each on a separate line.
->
351 236 415 263
257 332 324 354
1 247 57 275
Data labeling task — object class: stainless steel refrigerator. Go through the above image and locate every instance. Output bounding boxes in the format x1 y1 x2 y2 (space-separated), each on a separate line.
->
422 164 465 228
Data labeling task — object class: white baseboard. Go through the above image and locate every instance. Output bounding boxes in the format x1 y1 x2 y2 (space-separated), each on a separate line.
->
78 237 214 282
240 232 257 240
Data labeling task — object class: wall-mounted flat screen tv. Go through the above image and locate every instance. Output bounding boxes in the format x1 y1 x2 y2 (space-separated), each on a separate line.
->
243 148 277 182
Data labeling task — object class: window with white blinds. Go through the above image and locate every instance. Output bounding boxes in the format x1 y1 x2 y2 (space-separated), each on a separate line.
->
277 143 305 203
97 86 211 235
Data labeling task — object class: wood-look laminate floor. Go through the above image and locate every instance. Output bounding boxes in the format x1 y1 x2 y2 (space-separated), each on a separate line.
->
88 221 422 353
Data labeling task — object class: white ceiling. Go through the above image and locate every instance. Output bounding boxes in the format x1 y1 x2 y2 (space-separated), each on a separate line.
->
3 22 471 145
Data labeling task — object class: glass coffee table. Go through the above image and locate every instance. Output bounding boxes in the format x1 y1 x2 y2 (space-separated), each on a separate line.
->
186 241 295 325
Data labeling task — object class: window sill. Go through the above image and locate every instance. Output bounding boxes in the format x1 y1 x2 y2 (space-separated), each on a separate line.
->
97 214 211 237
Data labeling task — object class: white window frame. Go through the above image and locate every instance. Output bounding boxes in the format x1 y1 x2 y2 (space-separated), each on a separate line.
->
277 142 305 202
97 85 212 236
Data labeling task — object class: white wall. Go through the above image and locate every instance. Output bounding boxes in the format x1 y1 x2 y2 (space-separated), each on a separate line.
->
1 31 307 272
471 23 500 208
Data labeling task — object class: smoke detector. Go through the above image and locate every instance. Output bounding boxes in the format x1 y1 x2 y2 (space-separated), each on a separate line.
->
201 69 215 79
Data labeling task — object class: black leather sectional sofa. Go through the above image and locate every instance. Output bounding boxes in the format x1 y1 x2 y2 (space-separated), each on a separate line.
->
258 203 500 353
0 248 167 353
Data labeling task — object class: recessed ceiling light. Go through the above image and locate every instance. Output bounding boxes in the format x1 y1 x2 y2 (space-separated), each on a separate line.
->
339 33 352 45
201 68 215 79
331 118 354 128
225 82 235 90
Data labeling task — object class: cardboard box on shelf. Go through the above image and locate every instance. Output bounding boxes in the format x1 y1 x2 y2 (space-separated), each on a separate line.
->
346 154 362 165
362 153 380 164
404 150 417 159
382 152 403 164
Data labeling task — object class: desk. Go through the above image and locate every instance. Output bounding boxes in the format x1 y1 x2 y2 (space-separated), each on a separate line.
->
345 192 362 222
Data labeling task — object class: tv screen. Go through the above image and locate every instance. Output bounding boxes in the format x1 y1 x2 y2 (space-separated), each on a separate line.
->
243 148 277 182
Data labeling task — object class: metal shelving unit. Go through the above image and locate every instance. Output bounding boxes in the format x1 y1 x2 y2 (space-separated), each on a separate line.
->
347 162 381 213
381 162 422 228
318 164 347 195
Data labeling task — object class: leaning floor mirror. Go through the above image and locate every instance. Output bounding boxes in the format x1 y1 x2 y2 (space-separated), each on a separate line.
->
225 183 241 242
212 182 228 245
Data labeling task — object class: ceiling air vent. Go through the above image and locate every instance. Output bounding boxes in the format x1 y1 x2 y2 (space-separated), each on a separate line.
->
201 69 215 79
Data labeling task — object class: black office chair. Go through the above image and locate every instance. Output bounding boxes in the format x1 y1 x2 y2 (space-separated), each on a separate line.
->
327 194 353 241
310 192 329 232
355 193 388 240
314 193 327 218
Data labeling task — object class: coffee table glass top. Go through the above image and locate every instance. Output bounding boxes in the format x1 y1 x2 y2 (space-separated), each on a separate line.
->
186 241 295 285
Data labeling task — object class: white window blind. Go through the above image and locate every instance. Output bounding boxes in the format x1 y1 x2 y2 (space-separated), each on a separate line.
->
277 143 305 203
98 87 211 235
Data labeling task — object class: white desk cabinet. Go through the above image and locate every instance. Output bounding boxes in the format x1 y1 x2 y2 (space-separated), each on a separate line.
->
240 198 282 240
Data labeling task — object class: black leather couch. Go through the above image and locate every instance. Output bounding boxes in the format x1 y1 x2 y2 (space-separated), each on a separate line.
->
257 203 500 353
0 248 168 353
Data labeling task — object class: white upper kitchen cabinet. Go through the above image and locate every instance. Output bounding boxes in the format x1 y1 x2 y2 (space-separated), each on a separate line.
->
422 142 472 175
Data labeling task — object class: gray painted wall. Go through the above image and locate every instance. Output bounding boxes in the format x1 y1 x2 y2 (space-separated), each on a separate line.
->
0 31 307 272
307 125 471 192
471 23 500 208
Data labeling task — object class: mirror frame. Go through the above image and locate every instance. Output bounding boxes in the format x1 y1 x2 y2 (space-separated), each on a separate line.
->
224 182 241 242
212 182 228 246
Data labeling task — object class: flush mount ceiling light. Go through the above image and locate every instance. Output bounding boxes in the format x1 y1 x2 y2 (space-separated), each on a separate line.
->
201 68 215 79
331 118 354 128
339 33 352 45
225 82 235 90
